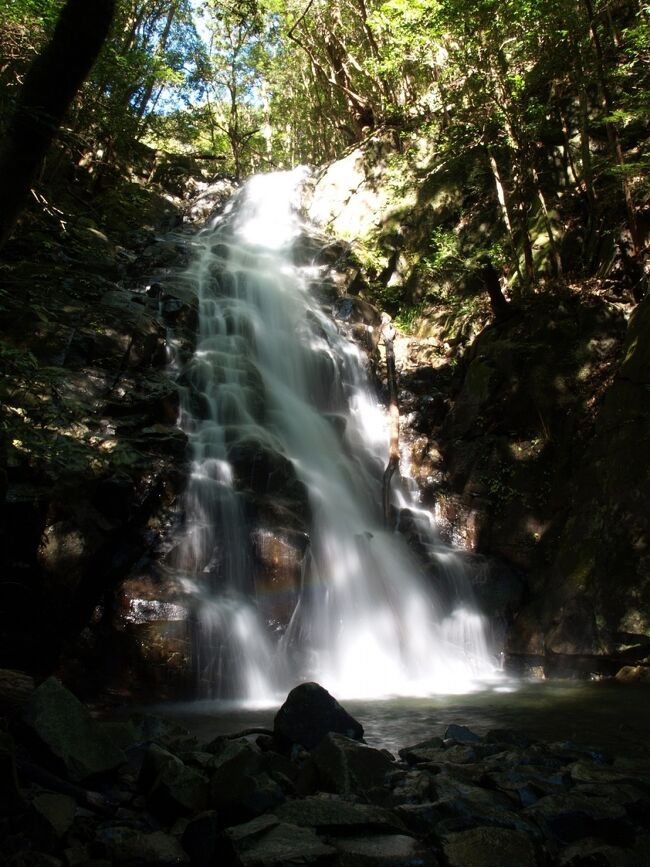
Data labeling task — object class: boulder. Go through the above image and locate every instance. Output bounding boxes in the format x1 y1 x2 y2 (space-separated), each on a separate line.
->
209 740 284 823
22 678 126 782
273 682 363 750
523 792 633 846
399 737 445 765
181 811 222 867
95 827 190 866
222 814 336 866
274 795 407 834
0 730 23 814
615 665 650 683
140 745 209 820
333 834 438 867
444 724 482 744
442 827 538 867
0 668 35 717
310 733 394 798
31 793 76 840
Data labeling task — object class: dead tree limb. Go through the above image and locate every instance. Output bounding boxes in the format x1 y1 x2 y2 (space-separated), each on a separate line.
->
381 313 400 526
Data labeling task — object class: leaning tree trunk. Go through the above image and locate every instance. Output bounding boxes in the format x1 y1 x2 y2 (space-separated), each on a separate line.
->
0 0 115 251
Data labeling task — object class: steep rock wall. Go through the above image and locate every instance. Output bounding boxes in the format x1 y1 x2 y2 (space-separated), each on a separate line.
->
308 137 650 677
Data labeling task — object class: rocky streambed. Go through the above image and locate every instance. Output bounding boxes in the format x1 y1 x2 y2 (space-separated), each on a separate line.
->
2 675 650 866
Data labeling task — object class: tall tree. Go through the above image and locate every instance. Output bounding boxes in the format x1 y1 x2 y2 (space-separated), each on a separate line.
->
0 0 115 249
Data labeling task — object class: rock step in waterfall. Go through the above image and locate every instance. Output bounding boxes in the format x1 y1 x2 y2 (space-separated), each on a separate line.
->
173 168 497 701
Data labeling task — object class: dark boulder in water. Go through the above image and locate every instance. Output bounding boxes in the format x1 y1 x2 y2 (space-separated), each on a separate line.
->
273 682 363 750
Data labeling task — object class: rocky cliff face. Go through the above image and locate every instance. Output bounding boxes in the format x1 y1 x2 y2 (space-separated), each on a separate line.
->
0 167 235 695
1 139 647 694
308 137 650 678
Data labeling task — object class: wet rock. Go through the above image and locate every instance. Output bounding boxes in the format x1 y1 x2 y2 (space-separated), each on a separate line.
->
3 853 64 866
223 814 336 866
0 730 23 814
431 778 538 837
31 793 76 840
140 745 209 820
615 665 650 683
559 834 650 866
333 833 438 866
181 811 221 867
274 795 407 834
0 668 35 717
399 738 445 765
393 803 446 836
227 439 309 507
442 827 538 867
388 769 436 805
209 741 284 823
96 827 189 866
523 792 633 846
485 768 567 808
22 678 126 782
310 733 394 797
273 682 363 750
445 724 482 744
485 729 532 749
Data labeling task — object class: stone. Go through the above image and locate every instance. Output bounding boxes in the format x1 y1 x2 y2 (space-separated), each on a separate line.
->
31 793 76 839
3 854 64 866
0 668 35 716
333 834 438 866
181 811 222 867
523 792 633 846
399 738 445 765
442 827 538 867
310 732 394 797
431 779 539 838
96 827 189 866
558 836 649 866
0 730 23 814
213 770 285 825
273 682 363 750
223 814 336 866
389 769 436 805
145 750 209 820
484 729 532 749
615 665 650 683
444 724 482 744
63 846 89 866
394 803 446 836
22 678 126 782
209 741 284 823
274 795 407 834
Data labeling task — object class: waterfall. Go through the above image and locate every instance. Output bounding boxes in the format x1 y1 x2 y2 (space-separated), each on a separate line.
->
174 168 497 702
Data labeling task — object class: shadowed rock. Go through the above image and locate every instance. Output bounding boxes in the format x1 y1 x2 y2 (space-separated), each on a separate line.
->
273 682 363 750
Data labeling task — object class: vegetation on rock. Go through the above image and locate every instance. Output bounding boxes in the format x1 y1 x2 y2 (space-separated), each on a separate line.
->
0 0 648 681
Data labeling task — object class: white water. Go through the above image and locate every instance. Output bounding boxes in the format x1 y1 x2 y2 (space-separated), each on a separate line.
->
175 168 497 702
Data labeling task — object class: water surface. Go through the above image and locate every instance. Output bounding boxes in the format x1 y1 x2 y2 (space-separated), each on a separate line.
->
145 680 650 767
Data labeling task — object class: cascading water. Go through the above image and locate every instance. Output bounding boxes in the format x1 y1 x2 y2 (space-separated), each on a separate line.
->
175 168 497 702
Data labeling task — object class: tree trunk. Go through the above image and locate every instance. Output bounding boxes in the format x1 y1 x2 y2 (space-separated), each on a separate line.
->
0 0 115 250
135 1 177 121
478 256 512 321
487 146 525 288
582 0 641 254
532 164 564 281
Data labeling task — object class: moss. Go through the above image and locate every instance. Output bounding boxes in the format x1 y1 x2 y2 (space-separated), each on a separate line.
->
465 358 493 402
562 541 597 593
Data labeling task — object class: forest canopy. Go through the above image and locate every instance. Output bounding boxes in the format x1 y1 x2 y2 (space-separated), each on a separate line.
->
0 0 647 294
